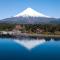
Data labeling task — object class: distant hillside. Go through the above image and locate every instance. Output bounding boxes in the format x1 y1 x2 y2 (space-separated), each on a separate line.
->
0 17 59 24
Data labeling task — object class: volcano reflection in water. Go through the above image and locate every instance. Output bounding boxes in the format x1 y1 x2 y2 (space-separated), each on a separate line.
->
0 38 60 60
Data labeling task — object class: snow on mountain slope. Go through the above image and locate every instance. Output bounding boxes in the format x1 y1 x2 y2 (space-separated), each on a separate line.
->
15 8 49 18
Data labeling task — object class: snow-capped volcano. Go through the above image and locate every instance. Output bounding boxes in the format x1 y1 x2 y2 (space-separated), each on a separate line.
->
1 7 58 24
15 8 49 17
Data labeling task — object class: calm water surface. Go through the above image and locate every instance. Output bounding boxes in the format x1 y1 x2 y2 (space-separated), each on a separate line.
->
0 38 60 60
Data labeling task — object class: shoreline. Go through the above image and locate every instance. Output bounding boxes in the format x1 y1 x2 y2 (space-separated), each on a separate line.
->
0 32 60 41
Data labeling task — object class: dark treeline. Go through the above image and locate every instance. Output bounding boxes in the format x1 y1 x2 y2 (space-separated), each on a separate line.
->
24 24 60 33
0 24 60 34
0 24 15 31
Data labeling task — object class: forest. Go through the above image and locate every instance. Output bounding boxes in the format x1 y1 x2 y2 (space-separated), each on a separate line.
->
0 24 60 35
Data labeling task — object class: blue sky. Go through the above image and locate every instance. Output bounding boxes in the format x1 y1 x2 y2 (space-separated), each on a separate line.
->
0 0 60 19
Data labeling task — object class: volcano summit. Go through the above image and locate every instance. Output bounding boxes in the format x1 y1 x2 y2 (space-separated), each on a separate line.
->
15 8 49 18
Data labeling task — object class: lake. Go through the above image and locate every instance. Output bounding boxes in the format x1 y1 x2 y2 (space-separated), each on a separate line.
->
0 38 60 60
